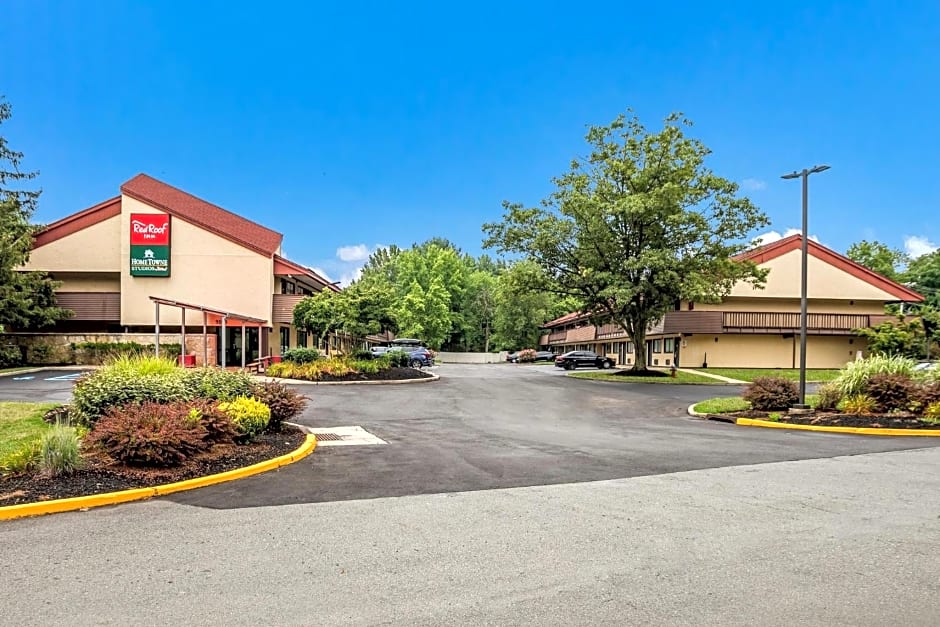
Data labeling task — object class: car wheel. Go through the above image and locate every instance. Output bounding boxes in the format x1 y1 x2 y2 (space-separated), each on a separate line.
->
410 358 423 368
565 362 574 370
599 360 610 369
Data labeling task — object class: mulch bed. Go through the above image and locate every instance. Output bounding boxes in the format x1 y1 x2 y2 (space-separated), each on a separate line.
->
288 366 434 382
611 369 669 378
0 427 306 507
718 410 939 430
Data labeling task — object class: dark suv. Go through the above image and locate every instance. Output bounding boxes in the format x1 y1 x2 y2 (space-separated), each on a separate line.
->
554 350 615 370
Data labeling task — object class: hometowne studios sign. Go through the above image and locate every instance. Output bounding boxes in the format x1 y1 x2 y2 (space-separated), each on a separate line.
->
129 213 171 277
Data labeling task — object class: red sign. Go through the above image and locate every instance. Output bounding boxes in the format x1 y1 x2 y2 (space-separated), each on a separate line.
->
130 213 171 245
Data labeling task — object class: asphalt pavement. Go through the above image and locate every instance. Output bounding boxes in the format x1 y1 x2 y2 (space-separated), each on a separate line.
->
162 363 939 508
0 368 90 403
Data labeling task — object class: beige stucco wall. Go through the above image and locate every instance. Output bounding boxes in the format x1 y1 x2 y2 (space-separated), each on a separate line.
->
25 214 122 272
729 248 897 301
681 334 865 369
120 195 274 325
53 273 121 292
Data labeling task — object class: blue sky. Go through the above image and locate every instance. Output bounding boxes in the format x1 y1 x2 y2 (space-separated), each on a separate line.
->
4 0 939 284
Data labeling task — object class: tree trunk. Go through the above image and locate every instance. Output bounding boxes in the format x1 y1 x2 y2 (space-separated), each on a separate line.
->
484 323 490 353
625 317 649 372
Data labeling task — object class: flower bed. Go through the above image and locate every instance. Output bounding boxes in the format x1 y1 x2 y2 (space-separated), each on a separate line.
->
0 356 310 506
266 356 434 382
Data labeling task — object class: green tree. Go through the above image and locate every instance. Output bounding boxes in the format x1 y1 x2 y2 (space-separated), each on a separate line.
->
491 261 560 350
484 111 769 371
341 280 397 338
391 244 467 348
0 99 70 332
856 316 926 359
846 240 908 282
293 290 344 349
460 270 499 351
905 250 940 308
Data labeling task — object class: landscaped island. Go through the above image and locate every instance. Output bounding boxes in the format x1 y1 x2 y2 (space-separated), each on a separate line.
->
0 356 309 507
265 348 435 383
694 356 940 430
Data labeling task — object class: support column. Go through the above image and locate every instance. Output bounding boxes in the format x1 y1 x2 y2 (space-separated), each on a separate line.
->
241 322 247 369
221 316 227 368
154 302 160 358
180 307 186 366
202 310 208 367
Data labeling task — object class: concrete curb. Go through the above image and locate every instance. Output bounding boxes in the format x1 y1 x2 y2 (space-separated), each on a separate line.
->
687 404 708 418
0 365 97 378
735 417 940 437
0 434 317 521
256 372 440 386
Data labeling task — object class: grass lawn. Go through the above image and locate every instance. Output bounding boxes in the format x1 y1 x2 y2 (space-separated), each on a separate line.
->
693 394 820 414
0 402 57 459
699 368 841 383
571 370 721 384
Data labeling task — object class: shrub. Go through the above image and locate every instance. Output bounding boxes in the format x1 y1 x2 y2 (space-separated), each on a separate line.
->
910 381 940 414
352 349 373 360
742 376 799 411
516 349 537 363
72 368 192 426
383 350 410 367
923 401 940 423
834 355 918 397
218 397 270 441
183 367 253 401
839 394 878 415
40 425 83 477
187 400 238 444
249 381 306 432
282 348 320 364
354 359 381 375
864 373 915 413
106 354 181 376
0 343 22 368
0 439 41 475
88 401 209 467
815 383 843 411
318 358 355 377
71 342 181 365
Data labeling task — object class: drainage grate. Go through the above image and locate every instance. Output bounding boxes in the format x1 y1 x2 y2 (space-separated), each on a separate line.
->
313 433 344 441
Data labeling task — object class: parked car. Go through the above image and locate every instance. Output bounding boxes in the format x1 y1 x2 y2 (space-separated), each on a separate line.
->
387 346 434 368
370 346 390 358
534 351 556 362
914 361 937 372
506 351 519 363
554 350 615 370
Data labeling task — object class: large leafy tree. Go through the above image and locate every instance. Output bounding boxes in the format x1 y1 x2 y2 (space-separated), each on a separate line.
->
459 269 498 351
292 290 344 349
483 111 769 371
905 250 940 309
0 99 70 332
846 240 908 282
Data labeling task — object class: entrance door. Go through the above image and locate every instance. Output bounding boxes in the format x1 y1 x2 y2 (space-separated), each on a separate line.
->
673 339 681 368
218 326 261 366
647 340 653 366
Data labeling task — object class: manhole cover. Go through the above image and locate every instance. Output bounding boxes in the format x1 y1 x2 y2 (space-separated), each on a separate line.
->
314 433 343 441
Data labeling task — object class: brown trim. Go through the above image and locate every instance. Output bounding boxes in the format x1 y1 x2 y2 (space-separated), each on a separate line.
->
33 197 122 249
736 235 924 302
273 255 340 292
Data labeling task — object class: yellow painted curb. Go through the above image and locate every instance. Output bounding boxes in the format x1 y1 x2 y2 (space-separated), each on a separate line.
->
736 417 940 437
0 434 317 521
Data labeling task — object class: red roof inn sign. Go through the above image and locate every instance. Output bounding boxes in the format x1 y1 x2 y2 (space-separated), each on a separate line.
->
129 213 171 277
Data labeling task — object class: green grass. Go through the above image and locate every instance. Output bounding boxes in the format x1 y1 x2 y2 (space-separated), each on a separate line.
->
570 370 721 384
693 393 820 414
698 368 841 383
0 401 58 459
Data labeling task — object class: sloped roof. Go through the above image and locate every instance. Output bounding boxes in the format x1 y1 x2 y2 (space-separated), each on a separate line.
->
542 311 589 328
273 255 341 292
33 196 122 248
737 234 923 302
121 174 283 256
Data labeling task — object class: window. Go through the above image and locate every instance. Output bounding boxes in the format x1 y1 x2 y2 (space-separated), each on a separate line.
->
297 329 307 348
626 342 634 354
279 327 290 354
653 339 662 353
664 338 675 353
280 280 296 295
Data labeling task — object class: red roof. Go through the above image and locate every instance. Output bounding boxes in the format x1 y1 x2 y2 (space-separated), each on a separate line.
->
737 234 923 302
273 255 341 292
121 174 283 256
33 196 122 249
542 311 588 328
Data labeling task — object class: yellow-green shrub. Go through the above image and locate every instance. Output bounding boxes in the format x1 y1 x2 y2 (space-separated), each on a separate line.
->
218 396 270 441
839 394 877 415
0 439 41 475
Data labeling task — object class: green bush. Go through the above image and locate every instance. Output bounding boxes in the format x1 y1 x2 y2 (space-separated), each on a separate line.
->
249 381 306 432
839 394 878 415
40 425 83 477
183 368 253 401
742 376 799 411
834 355 918 397
72 368 192 426
864 373 915 413
383 350 410 367
815 383 843 411
923 401 940 423
72 342 182 365
218 396 270 441
355 359 381 375
282 348 320 364
88 401 209 467
0 439 41 475
352 349 373 360
0 344 22 368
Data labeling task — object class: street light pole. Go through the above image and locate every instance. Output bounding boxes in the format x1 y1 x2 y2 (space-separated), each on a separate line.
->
781 164 830 409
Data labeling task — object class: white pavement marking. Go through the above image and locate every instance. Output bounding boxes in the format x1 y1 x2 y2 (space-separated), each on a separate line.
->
11 376 35 381
307 425 387 446
44 372 86 381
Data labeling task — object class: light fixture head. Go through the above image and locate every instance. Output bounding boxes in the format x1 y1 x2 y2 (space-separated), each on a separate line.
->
781 171 801 180
810 164 831 174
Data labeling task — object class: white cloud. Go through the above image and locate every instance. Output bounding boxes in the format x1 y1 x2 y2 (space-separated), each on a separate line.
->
904 235 937 259
741 178 767 191
752 229 820 246
336 244 370 262
310 267 333 282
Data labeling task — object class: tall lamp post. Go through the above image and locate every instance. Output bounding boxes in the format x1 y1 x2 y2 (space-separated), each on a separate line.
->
781 164 830 409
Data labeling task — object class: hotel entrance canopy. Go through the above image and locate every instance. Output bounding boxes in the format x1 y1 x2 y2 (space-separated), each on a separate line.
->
149 296 268 368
